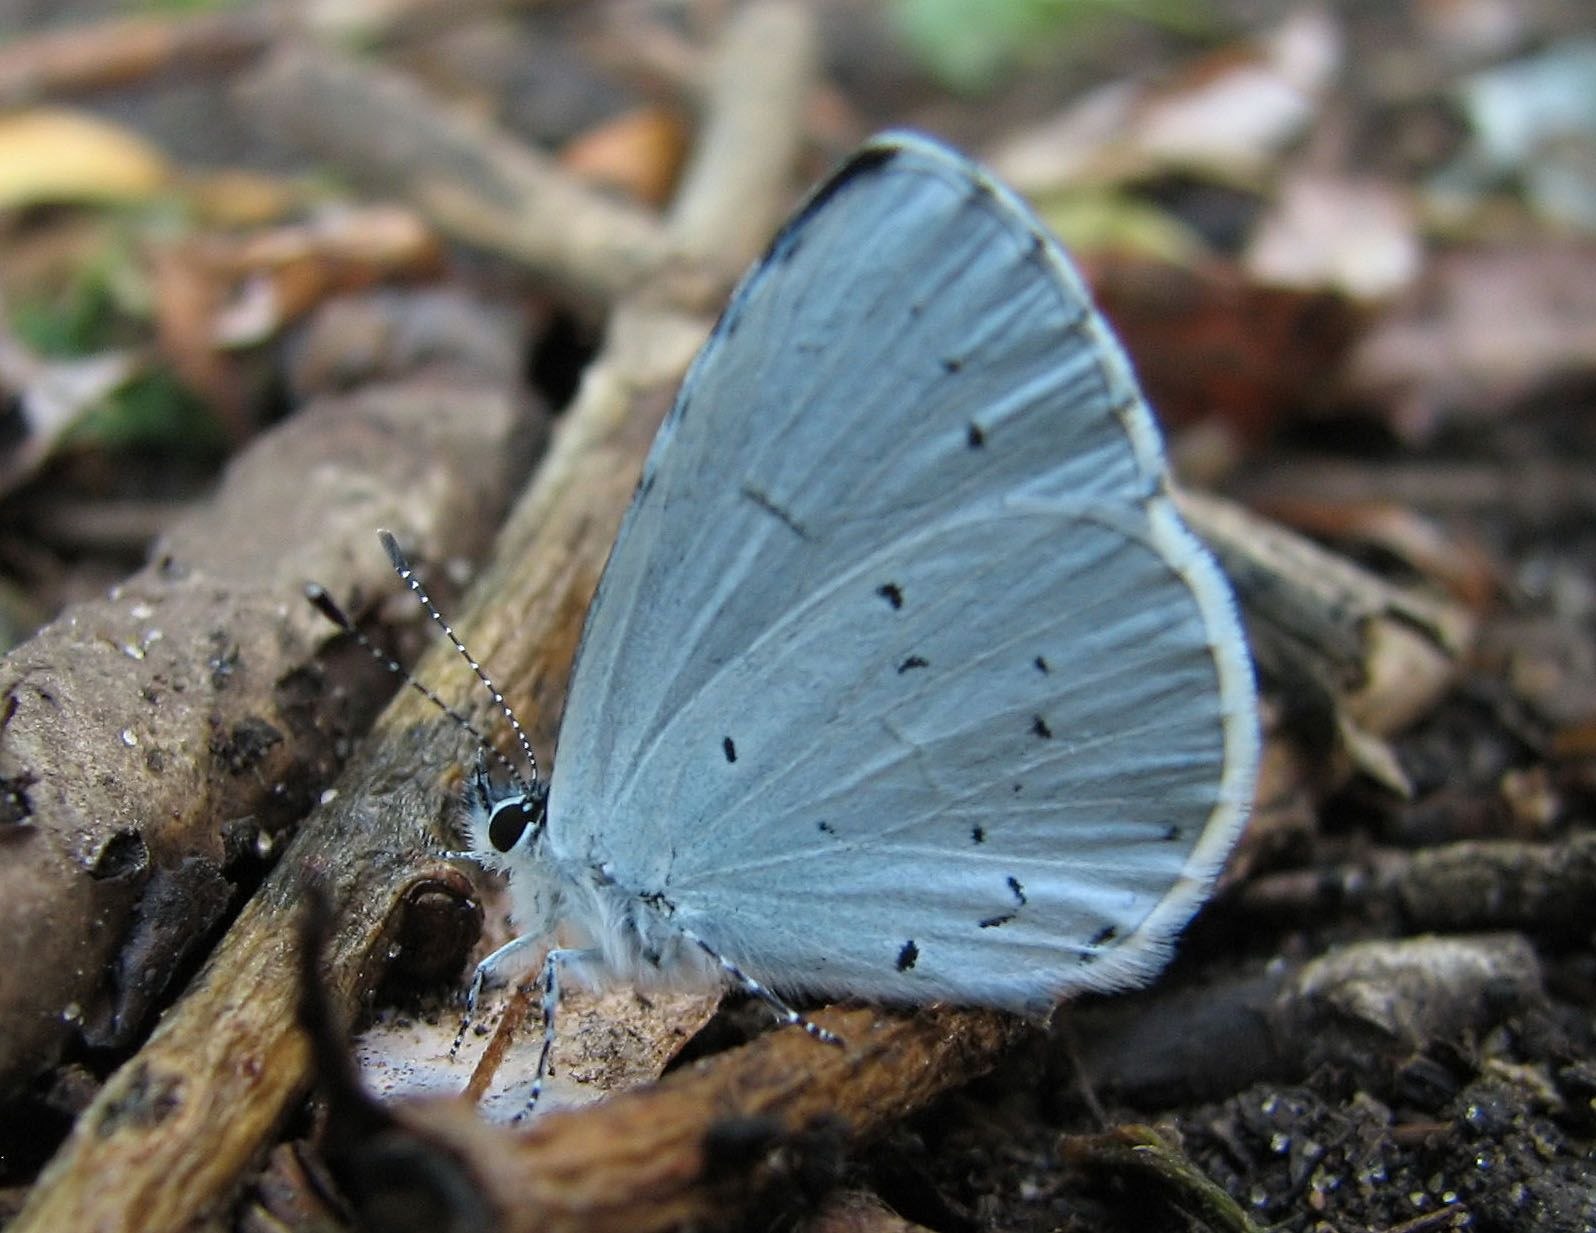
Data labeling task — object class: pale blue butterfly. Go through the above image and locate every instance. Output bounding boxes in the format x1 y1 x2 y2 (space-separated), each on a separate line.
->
411 130 1261 1110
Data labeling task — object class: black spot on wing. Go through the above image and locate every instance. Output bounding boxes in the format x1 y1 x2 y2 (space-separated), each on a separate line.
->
896 655 929 674
1034 655 1050 674
942 356 963 374
1007 877 1027 906
979 913 1014 929
1031 715 1052 739
817 820 835 835
966 423 985 449
971 825 986 844
1163 823 1183 842
722 737 737 763
877 582 904 610
1089 924 1118 947
895 940 919 971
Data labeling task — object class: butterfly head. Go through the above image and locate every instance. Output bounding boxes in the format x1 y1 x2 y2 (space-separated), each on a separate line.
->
464 751 549 872
305 532 553 872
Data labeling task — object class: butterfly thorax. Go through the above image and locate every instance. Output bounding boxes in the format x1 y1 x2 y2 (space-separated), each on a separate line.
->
552 859 719 989
466 767 716 989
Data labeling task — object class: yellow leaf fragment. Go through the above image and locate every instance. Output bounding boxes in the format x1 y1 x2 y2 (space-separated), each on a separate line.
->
0 108 169 209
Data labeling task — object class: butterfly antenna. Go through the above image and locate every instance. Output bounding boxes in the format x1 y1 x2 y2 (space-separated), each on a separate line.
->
304 581 527 790
376 530 541 795
304 575 532 794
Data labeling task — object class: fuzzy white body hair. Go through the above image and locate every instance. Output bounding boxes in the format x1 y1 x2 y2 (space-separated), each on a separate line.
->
462 794 719 994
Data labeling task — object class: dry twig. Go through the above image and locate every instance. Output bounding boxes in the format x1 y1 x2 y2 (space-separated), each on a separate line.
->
240 43 671 304
341 1006 1025 1233
0 8 275 107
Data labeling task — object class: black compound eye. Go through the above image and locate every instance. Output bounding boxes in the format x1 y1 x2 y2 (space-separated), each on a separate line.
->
488 799 534 853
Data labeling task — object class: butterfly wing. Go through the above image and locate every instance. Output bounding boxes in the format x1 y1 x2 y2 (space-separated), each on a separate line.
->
545 132 1258 1011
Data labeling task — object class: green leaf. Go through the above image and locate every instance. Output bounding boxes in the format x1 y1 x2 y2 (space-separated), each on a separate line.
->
893 0 1215 93
65 368 228 456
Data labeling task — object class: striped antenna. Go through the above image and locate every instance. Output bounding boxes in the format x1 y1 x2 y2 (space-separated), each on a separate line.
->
304 534 539 796
304 582 529 792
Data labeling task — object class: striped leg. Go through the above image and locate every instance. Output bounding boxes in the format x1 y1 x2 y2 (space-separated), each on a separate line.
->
450 933 543 1058
515 946 586 1121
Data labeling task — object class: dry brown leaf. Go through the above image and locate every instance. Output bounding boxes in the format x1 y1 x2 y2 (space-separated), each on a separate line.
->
1088 254 1366 444
148 241 248 439
991 8 1341 194
212 206 444 346
1348 243 1596 437
560 107 691 208
1246 173 1422 299
184 168 308 228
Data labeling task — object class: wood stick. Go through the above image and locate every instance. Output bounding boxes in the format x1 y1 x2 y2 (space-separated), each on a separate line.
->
239 42 671 303
0 345 533 1102
0 9 275 107
1177 488 1474 794
355 1007 1026 1233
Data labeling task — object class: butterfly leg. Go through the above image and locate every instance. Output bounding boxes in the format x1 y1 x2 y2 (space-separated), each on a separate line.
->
679 927 844 1048
449 932 543 1058
515 945 588 1121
